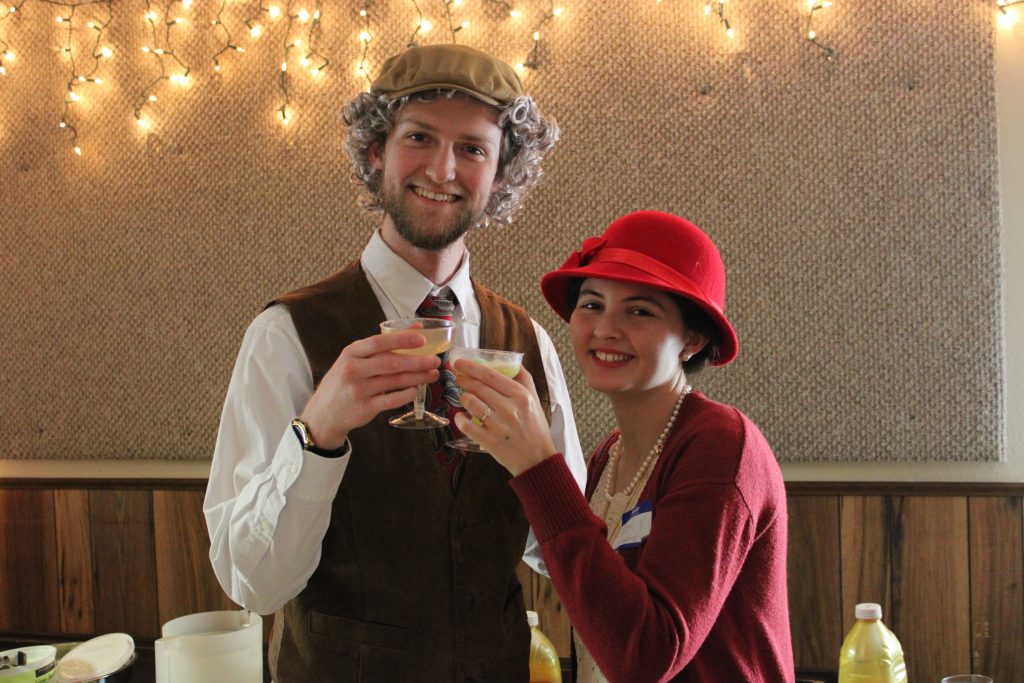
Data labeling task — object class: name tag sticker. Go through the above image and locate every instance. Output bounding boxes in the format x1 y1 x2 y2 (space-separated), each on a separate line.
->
613 500 652 551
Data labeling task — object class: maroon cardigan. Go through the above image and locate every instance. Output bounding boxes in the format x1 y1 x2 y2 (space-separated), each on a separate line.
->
509 392 795 682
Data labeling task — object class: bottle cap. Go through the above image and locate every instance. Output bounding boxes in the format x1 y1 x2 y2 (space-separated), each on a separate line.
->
855 603 882 620
526 610 539 627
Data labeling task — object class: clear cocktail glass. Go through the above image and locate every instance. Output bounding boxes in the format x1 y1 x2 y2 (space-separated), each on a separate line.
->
380 318 455 429
447 347 524 453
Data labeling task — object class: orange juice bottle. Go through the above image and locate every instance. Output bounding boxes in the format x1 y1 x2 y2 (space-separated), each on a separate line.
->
527 611 562 683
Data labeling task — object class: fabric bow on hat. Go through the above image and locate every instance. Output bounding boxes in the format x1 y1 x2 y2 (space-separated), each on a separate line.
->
564 236 607 269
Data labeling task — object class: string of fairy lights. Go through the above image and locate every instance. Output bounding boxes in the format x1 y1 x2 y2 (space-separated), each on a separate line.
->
0 0 1019 157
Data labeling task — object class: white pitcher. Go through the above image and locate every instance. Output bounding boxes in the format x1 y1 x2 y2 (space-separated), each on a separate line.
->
155 609 262 683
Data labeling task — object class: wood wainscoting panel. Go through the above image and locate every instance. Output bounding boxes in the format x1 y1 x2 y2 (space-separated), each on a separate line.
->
786 496 842 669
0 489 60 634
968 496 1024 681
891 496 970 682
153 489 235 627
54 489 95 635
840 496 891 624
89 490 160 639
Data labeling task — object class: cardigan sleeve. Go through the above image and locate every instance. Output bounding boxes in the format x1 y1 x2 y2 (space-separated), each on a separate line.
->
510 444 757 682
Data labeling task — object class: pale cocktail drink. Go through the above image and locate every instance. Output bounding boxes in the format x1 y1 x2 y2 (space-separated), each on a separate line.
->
380 318 455 428
447 347 524 452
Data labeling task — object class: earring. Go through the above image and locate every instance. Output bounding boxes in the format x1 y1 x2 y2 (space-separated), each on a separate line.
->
682 352 693 362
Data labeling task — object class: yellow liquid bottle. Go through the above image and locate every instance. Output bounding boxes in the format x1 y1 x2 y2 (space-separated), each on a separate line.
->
838 603 907 683
527 611 562 683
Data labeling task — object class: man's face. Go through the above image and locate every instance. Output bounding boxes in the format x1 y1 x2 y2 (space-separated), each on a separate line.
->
370 94 503 251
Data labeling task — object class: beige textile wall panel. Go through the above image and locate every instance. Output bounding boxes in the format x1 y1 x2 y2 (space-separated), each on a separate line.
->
0 1 1002 463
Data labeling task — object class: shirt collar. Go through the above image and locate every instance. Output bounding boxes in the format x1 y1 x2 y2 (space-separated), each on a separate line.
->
361 230 478 323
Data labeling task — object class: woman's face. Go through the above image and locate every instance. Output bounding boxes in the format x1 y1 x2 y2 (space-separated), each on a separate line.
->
569 278 701 397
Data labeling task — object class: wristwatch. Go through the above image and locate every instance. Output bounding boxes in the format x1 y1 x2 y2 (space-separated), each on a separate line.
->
290 418 346 458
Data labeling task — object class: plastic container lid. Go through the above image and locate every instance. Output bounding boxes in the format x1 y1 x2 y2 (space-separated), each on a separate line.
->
526 610 539 627
855 602 883 620
54 634 134 683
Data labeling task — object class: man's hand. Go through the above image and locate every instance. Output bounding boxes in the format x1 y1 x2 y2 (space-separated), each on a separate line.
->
299 330 440 450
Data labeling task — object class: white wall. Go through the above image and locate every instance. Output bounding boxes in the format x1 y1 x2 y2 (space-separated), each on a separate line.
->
3 18 1022 483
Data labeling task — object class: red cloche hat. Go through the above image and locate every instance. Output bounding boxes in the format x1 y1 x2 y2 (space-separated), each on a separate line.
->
540 210 739 366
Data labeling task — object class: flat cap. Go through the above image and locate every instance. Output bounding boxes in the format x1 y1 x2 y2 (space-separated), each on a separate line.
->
371 44 524 106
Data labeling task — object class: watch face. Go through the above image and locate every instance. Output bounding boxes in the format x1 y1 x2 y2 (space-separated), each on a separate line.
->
291 419 314 449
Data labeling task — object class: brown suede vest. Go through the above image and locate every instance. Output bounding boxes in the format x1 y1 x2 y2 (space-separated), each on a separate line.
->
269 261 549 683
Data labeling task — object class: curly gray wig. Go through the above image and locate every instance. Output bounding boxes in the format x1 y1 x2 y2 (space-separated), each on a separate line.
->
341 89 560 227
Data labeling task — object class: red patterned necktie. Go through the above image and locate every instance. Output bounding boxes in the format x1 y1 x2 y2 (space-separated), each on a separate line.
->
416 289 467 484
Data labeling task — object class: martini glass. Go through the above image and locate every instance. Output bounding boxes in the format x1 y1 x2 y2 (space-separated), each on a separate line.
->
380 318 455 429
446 347 524 453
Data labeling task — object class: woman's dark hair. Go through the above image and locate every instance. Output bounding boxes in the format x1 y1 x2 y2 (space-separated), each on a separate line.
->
565 279 723 374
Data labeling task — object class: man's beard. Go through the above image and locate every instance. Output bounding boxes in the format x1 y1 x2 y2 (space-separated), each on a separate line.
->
381 187 483 251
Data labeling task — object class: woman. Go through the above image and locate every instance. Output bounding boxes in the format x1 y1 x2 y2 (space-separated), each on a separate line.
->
453 210 794 682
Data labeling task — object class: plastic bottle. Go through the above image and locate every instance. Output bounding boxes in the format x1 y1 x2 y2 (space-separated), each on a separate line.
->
527 610 562 683
838 603 908 683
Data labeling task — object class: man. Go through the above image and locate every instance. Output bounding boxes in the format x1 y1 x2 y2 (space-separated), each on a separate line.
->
204 44 586 682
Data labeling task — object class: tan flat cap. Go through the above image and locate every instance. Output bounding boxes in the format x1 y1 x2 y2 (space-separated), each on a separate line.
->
371 44 524 106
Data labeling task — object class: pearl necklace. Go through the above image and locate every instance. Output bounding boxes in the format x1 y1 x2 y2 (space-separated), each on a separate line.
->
603 385 691 502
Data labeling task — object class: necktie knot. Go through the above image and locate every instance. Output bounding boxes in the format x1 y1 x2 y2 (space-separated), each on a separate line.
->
418 288 456 320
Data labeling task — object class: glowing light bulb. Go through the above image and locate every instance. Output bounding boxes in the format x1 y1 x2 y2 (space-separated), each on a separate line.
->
553 7 564 16
145 10 157 20
182 0 192 7
279 108 291 125
510 9 521 18
173 16 184 24
94 78 103 84
360 30 371 42
726 27 735 38
532 31 540 41
268 5 281 18
4 51 15 61
420 19 432 33
704 4 711 15
314 9 320 19
298 9 310 22
300 56 310 66
808 29 816 39
359 9 367 17
0 65 6 76
250 24 263 37
280 61 287 72
154 48 165 55
293 39 303 47
998 8 1018 27
87 21 95 28
74 146 82 155
69 91 81 102
170 73 189 85
461 20 470 29
137 117 151 129
236 46 246 53
100 47 112 57
514 62 525 73
55 15 64 23
148 94 158 101
453 0 463 5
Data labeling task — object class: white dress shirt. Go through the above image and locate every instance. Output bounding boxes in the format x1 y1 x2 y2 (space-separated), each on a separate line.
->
204 231 586 615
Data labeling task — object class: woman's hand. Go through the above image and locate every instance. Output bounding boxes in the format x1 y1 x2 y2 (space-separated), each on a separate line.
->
452 359 558 476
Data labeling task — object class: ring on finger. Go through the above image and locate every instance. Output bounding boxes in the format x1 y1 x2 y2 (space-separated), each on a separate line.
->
478 406 494 425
